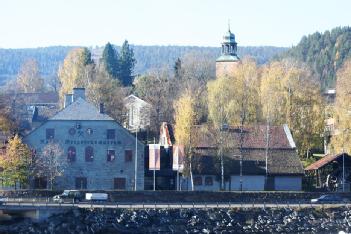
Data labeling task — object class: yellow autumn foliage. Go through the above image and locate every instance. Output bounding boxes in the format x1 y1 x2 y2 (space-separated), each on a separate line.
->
330 59 351 153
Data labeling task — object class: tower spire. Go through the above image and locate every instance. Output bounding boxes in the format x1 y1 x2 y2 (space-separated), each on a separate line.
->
228 19 231 32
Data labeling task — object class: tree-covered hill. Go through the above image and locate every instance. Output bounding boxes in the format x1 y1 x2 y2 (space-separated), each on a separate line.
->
0 45 287 85
279 26 351 90
0 46 74 85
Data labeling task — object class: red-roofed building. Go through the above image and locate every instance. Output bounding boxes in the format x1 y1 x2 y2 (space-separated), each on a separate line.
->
305 153 351 192
177 124 304 191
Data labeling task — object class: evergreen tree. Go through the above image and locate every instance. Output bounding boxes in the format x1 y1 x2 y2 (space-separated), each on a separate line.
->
174 58 182 79
119 40 136 86
101 42 119 79
82 47 93 66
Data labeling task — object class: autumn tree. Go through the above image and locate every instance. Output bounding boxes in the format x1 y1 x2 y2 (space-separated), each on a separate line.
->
260 59 324 158
87 64 128 123
174 90 198 190
0 135 31 188
134 68 175 135
180 51 216 83
119 40 136 86
208 58 260 128
58 47 94 104
330 59 351 153
16 59 45 93
0 94 16 133
207 58 260 189
33 141 66 190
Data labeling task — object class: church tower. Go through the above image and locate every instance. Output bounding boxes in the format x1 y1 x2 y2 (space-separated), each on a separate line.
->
216 27 240 78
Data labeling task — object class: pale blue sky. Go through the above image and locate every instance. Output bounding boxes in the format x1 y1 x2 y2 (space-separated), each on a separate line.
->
1 0 350 48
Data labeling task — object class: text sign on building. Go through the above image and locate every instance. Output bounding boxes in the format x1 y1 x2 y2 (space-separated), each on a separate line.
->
149 144 160 170
172 145 185 172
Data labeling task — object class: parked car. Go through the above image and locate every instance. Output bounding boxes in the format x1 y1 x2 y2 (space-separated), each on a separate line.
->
53 190 84 203
0 196 6 205
311 194 349 203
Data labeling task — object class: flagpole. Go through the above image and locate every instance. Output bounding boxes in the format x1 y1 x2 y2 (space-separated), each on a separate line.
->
177 170 179 191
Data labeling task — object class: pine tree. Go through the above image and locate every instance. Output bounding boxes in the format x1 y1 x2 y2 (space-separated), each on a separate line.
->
82 47 93 66
119 40 136 86
174 58 182 79
101 42 119 79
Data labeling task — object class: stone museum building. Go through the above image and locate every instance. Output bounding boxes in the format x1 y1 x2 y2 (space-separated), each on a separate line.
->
24 88 144 190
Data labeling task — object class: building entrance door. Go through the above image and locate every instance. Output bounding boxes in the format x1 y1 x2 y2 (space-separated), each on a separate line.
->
114 178 126 190
34 177 47 189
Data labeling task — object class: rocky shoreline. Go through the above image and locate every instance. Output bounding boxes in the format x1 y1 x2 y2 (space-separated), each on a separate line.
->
1 207 350 233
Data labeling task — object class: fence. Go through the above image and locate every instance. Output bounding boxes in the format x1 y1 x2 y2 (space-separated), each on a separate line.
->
1 197 351 210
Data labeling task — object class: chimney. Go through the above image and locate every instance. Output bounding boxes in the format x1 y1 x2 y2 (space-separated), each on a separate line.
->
64 94 73 108
99 103 104 114
73 88 86 101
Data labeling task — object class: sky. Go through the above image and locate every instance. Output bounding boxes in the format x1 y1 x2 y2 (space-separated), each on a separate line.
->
1 0 351 48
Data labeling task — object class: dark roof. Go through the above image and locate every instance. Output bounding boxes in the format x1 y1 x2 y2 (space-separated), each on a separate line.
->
191 124 302 175
193 148 304 176
9 92 59 105
195 124 295 149
32 105 59 122
305 153 351 171
216 55 240 62
50 98 113 121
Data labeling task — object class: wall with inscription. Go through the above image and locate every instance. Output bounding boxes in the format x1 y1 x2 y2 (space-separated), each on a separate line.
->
24 120 144 190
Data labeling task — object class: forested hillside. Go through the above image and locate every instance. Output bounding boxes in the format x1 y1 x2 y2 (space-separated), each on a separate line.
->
0 46 73 84
0 45 286 85
280 26 351 90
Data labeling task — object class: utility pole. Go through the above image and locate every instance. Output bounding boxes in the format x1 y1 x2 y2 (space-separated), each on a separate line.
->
134 128 138 191
265 122 270 190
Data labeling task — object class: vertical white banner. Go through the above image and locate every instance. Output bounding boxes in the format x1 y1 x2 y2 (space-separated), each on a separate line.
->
149 144 161 170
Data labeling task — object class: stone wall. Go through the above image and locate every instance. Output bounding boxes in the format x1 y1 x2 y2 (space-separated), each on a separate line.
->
2 207 351 233
1 190 350 203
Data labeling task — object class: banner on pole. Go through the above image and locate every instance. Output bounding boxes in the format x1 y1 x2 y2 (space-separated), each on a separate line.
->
172 145 185 172
149 144 161 170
